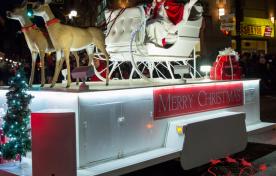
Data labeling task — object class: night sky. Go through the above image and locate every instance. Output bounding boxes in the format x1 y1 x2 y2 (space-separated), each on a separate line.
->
0 0 24 14
0 0 49 61
0 0 104 84
0 0 29 58
0 0 25 83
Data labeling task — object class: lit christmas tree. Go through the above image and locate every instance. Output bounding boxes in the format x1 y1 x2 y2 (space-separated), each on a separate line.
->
0 67 33 161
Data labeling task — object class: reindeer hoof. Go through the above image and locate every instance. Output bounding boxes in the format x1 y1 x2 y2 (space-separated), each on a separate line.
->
50 84 55 88
40 84 45 88
66 85 70 88
76 82 79 86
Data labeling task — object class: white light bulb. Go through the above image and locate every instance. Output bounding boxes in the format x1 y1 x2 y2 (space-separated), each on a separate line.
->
70 10 77 17
200 65 211 73
200 65 212 79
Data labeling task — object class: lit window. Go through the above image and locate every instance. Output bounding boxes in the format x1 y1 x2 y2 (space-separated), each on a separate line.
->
219 8 225 19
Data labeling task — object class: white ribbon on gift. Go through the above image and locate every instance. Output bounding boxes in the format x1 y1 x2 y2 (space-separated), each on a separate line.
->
218 47 239 60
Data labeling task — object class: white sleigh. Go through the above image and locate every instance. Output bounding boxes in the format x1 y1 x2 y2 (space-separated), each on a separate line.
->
93 0 203 82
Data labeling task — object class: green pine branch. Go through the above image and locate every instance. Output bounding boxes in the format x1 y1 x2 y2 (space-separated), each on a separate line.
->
0 67 33 161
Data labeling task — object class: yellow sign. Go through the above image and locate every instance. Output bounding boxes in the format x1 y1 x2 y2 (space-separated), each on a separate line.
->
240 17 274 38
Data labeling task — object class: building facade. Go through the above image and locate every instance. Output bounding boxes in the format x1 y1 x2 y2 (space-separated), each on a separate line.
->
233 0 276 54
200 0 232 64
200 0 276 64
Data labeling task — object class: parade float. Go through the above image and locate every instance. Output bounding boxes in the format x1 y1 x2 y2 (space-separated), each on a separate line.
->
0 0 274 176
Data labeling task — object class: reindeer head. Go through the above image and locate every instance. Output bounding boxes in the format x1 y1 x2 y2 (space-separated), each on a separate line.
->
6 0 28 20
33 2 52 21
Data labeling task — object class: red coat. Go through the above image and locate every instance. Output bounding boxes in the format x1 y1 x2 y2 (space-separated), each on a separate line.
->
146 0 184 25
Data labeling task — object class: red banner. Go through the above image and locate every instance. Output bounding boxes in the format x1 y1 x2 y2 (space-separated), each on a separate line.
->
153 82 244 120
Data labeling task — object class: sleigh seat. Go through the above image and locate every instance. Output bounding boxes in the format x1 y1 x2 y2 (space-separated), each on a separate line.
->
105 3 203 58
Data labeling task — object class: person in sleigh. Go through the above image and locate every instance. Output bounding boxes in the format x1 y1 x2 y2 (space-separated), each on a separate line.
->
145 0 184 48
145 0 203 48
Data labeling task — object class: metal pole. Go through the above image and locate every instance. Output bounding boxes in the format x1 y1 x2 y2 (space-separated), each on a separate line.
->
235 0 242 54
193 47 196 78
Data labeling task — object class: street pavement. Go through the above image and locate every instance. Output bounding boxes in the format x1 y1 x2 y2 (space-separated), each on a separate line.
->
124 95 276 176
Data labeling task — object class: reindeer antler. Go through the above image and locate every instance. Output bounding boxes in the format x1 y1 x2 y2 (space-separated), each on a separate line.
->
20 0 28 7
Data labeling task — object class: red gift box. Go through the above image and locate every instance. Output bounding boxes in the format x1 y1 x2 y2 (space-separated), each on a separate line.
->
210 55 242 80
0 129 7 145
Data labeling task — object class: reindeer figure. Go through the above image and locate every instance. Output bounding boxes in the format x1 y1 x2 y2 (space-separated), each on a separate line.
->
33 3 110 88
6 1 54 87
6 1 82 87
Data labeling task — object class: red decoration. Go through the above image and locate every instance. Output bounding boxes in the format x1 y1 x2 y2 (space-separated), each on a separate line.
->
210 55 242 80
259 164 268 171
0 129 5 144
225 156 237 163
0 129 9 164
162 38 167 47
46 18 60 27
21 24 37 32
210 159 221 165
91 61 107 81
241 158 252 167
146 0 184 25
153 82 244 120
164 0 184 25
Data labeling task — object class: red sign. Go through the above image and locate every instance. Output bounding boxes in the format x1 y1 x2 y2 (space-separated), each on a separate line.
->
153 82 244 120
264 26 272 37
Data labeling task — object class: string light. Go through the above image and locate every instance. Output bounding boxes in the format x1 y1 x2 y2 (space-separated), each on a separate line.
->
0 56 22 67
68 10 78 19
1 68 33 160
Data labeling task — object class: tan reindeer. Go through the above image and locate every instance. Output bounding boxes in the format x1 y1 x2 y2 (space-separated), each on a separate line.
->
33 3 110 88
6 1 54 87
6 1 82 87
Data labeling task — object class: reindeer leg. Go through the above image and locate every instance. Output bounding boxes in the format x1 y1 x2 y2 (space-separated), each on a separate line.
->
29 52 38 87
94 40 110 86
86 45 95 67
39 50 46 87
72 51 80 85
64 49 71 88
54 57 66 86
51 50 63 88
